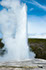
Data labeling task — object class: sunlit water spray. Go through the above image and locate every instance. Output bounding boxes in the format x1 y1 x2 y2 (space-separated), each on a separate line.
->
0 0 35 61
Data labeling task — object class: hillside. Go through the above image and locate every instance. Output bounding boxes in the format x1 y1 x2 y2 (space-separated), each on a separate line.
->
0 38 46 59
0 39 6 56
28 38 46 59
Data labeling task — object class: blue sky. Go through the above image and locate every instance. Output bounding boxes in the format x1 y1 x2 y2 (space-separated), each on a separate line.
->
0 0 46 38
21 0 46 16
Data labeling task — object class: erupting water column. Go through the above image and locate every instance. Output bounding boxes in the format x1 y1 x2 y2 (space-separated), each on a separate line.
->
0 0 35 61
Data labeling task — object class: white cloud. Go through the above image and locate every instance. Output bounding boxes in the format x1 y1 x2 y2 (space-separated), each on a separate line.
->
28 33 46 39
32 0 46 11
29 8 34 11
25 0 46 11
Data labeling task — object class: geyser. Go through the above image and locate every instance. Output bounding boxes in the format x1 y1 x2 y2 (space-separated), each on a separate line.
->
0 0 35 61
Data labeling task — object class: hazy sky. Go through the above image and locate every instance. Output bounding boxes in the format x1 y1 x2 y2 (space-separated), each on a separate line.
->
0 0 46 38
